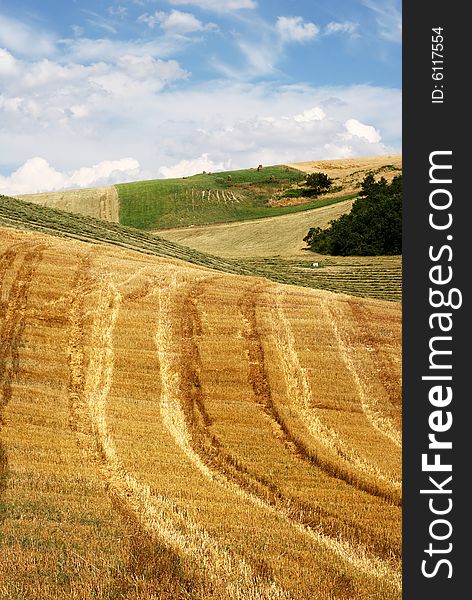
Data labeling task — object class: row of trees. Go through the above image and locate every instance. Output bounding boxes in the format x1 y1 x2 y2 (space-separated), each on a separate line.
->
304 174 402 256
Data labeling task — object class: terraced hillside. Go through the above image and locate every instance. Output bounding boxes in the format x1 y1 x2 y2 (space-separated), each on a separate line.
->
0 195 401 301
0 224 401 599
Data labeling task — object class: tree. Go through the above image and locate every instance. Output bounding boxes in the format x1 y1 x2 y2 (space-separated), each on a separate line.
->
304 172 333 197
303 175 402 256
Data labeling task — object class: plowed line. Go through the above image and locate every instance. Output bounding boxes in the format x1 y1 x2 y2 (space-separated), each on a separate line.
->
0 242 44 526
1 243 44 416
347 299 402 412
239 284 400 506
67 264 289 599
266 289 401 503
156 277 293 599
323 298 402 448
156 276 401 589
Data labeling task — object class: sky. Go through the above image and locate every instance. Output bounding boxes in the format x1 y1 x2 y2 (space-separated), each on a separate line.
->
0 0 401 194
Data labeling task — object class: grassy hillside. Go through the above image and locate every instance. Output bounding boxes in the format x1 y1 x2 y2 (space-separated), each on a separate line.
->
0 195 401 301
0 225 401 599
116 165 314 229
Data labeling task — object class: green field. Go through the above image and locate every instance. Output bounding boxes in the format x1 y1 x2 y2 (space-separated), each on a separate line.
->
0 194 401 301
115 165 326 229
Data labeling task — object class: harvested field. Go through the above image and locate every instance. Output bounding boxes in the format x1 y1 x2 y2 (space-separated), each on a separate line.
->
0 225 401 599
158 198 356 258
14 186 120 223
287 155 402 197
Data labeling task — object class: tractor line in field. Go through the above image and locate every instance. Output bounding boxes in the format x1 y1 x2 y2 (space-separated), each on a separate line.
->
66 257 202 597
156 276 401 587
239 283 400 505
66 262 291 599
0 242 44 525
322 298 402 449
347 298 402 424
266 289 401 504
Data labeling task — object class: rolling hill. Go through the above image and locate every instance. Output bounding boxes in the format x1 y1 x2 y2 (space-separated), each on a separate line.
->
0 194 401 302
0 216 401 599
13 155 402 232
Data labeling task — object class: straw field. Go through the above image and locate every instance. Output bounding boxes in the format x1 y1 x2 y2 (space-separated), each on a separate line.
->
0 223 401 599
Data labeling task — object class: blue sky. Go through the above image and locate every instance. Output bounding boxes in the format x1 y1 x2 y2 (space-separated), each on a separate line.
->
0 0 401 193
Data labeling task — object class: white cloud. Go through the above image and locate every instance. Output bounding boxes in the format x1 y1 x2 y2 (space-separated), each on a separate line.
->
293 107 326 123
344 118 381 143
0 157 141 195
158 153 231 178
0 49 188 126
361 0 401 43
1 52 400 188
325 21 359 37
169 0 257 11
138 10 216 33
0 48 18 77
276 16 319 43
0 14 56 57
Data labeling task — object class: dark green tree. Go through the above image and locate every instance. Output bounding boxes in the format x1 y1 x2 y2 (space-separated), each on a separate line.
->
304 172 333 197
303 175 402 256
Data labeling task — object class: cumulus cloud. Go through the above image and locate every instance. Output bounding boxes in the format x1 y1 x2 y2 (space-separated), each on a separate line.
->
276 16 319 43
344 118 381 143
158 153 231 178
0 157 141 195
138 10 217 33
293 107 326 123
1 51 400 188
169 0 257 11
0 48 188 129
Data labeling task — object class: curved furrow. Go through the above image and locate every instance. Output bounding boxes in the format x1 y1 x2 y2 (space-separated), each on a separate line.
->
239 283 401 505
156 275 401 590
322 298 402 448
347 298 402 429
0 242 44 526
1 243 45 413
67 262 290 600
265 288 401 501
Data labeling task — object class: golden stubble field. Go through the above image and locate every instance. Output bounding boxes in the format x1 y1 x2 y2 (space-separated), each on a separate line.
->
0 226 401 599
14 187 120 223
287 155 402 197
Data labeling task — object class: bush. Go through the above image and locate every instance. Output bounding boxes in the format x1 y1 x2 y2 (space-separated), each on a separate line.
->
303 175 402 256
